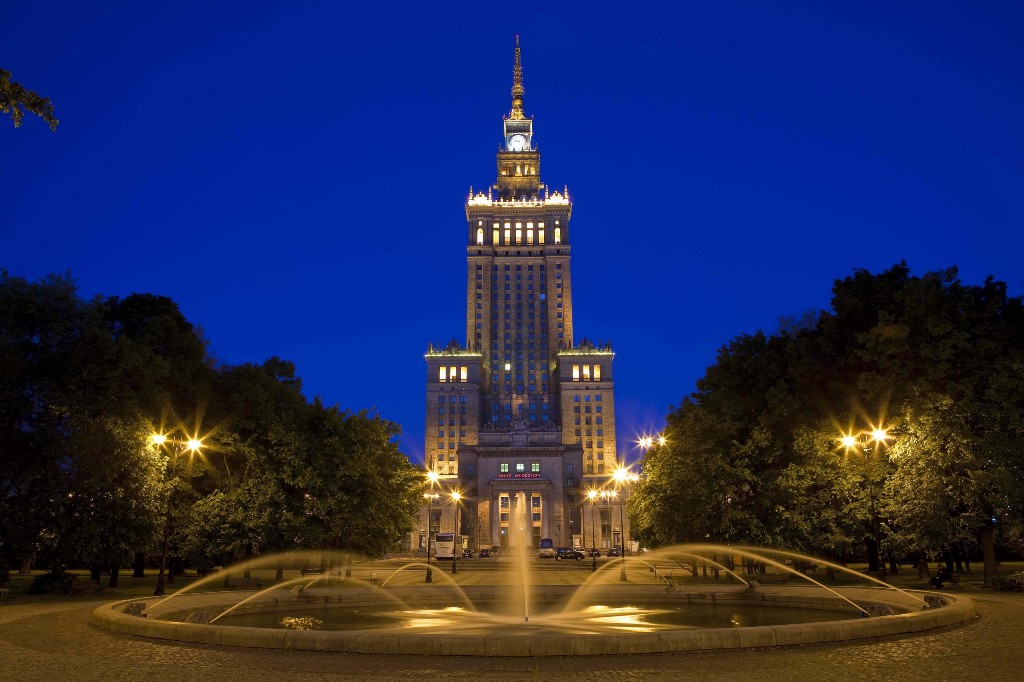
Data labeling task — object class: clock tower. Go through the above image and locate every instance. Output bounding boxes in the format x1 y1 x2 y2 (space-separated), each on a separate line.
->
418 38 620 556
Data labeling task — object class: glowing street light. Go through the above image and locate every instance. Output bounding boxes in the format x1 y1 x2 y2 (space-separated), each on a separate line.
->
153 433 203 596
450 491 462 574
586 489 599 571
423 469 441 583
839 426 893 572
612 466 640 581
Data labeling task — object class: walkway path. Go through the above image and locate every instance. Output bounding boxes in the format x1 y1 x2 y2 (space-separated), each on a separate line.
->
1 589 1020 681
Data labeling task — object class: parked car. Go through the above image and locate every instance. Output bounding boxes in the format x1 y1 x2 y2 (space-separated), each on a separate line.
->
607 546 621 557
478 549 491 558
538 537 556 558
555 547 585 561
588 548 602 557
462 549 475 558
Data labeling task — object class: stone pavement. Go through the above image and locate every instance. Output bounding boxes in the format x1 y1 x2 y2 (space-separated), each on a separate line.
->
0 589 1020 682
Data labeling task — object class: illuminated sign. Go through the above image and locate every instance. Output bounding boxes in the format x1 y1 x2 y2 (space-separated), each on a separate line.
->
496 473 542 479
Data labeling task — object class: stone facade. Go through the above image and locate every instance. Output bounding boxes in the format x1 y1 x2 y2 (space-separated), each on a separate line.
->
413 39 622 555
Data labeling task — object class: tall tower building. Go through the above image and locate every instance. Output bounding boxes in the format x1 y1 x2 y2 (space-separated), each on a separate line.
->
417 38 619 554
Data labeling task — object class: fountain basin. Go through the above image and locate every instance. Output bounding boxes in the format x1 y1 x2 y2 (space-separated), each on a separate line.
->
91 584 975 657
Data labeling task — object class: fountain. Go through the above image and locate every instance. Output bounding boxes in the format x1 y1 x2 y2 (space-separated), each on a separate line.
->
92 544 975 657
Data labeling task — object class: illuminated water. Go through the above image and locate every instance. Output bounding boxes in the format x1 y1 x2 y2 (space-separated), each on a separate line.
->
212 601 856 634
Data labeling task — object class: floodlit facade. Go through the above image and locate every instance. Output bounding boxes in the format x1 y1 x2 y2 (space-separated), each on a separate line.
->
414 39 623 554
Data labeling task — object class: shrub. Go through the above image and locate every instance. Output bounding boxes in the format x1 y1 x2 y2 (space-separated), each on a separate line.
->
1004 572 1024 591
992 572 1024 591
29 571 75 595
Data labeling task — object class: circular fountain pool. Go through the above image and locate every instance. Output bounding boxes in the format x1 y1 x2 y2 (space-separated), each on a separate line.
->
91 546 977 657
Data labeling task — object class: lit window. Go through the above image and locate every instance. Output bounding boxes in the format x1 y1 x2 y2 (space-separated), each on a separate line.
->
439 367 447 382
554 227 561 244
516 462 525 472
593 364 601 380
460 366 468 382
515 226 522 244
476 228 484 245
572 365 580 381
531 462 540 472
582 365 590 381
539 229 545 244
527 227 533 244
493 229 500 245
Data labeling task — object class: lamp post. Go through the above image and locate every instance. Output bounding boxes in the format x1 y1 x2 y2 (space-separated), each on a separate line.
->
424 469 440 583
612 465 642 582
450 491 462 575
152 433 202 597
587 489 598 572
841 428 890 573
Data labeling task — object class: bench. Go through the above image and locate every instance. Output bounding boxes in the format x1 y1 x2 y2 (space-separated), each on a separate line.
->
227 577 264 590
71 577 105 594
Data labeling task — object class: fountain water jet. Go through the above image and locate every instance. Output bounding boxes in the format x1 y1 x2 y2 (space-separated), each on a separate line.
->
93 544 974 657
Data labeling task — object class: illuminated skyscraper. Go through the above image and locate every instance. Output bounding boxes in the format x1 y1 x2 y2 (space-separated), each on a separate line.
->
418 38 619 553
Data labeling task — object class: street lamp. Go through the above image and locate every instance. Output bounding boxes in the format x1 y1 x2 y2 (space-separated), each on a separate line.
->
840 427 891 572
450 491 462 574
586 489 599 571
423 469 440 583
153 433 202 596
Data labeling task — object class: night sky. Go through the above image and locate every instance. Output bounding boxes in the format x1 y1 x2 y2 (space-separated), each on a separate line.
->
4 2 1022 467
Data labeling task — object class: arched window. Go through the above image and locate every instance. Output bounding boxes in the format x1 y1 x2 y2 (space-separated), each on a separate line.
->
476 228 484 245
554 227 561 244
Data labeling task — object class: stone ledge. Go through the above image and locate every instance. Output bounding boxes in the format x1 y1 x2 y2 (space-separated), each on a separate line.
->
90 586 977 657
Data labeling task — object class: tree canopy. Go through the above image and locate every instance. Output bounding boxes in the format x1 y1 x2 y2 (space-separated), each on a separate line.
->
0 271 420 581
631 263 1024 583
1 68 58 131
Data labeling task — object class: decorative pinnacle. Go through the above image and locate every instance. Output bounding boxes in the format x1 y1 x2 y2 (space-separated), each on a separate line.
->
509 35 525 120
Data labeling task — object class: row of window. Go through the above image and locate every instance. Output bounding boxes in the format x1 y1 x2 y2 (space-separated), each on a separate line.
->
571 364 601 381
439 366 468 383
475 222 562 246
476 263 562 272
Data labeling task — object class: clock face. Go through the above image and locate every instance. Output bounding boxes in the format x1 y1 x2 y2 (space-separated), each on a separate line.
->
508 134 527 152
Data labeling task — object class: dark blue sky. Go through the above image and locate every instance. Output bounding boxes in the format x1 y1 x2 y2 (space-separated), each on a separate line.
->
4 2 1022 466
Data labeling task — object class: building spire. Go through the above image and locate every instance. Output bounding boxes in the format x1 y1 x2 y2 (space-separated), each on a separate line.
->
509 35 525 120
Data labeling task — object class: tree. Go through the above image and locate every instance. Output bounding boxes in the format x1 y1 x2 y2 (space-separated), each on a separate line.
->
634 264 1024 582
1 69 58 130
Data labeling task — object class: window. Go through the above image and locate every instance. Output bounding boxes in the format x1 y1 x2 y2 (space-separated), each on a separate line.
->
460 366 468 382
500 462 509 473
439 367 447 382
532 496 540 508
593 364 601 380
516 462 525 473
476 228 484 245
572 365 580 381
554 227 561 244
531 462 540 473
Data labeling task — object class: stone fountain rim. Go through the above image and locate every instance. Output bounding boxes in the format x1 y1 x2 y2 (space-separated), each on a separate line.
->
90 585 976 657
